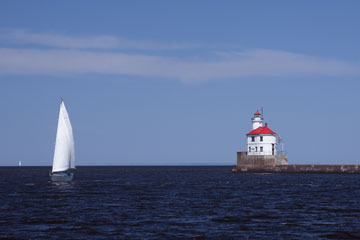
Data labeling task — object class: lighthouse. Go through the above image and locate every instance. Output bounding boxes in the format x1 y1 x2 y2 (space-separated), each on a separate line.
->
234 110 288 169
247 111 277 156
233 110 360 173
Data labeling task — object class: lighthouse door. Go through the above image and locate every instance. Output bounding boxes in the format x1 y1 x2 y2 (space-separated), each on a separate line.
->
272 144 275 155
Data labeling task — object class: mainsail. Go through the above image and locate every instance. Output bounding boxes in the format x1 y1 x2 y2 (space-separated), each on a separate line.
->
52 101 75 173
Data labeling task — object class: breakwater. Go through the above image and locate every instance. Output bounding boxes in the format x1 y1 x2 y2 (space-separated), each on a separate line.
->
234 151 360 173
232 164 360 173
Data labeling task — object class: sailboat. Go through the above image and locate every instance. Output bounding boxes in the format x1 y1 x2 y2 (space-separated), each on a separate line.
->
18 160 22 167
50 100 75 182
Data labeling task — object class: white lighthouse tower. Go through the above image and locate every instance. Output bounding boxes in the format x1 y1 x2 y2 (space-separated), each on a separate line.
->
247 111 277 156
252 110 263 129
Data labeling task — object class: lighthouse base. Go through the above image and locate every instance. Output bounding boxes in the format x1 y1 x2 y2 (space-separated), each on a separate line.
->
236 152 288 167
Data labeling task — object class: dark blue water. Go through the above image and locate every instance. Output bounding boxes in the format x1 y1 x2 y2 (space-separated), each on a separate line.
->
1 166 360 239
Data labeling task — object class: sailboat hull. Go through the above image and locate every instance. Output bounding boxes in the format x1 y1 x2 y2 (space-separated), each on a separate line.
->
50 172 73 182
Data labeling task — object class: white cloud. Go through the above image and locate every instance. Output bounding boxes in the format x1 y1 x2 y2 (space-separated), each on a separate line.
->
0 29 197 50
0 30 359 82
0 47 359 83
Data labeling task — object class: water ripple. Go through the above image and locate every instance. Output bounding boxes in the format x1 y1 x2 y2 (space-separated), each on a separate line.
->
0 167 360 239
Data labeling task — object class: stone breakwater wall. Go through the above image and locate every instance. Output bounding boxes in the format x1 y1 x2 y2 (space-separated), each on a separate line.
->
232 164 360 173
234 152 360 173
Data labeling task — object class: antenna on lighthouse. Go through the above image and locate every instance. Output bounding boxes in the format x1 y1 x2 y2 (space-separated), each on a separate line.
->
277 135 285 155
261 107 264 119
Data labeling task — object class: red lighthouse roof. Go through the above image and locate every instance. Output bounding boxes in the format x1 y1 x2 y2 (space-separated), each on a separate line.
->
254 110 261 115
247 123 276 135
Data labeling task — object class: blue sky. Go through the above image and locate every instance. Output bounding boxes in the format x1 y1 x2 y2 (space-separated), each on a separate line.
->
1 1 360 166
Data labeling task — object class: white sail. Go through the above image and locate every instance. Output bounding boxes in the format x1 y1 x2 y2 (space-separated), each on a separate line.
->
52 101 75 173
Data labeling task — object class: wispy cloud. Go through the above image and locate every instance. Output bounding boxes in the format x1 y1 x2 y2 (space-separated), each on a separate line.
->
0 30 359 82
0 29 197 50
1 48 359 83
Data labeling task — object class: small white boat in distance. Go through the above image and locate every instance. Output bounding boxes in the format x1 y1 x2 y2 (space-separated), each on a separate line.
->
18 160 22 166
50 100 75 182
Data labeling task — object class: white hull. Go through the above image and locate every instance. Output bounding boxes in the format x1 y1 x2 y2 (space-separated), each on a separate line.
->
50 172 73 182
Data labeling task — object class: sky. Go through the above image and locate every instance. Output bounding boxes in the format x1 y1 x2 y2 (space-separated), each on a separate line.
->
1 1 360 166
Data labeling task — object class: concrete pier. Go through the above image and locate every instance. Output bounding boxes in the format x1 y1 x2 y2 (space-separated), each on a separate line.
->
232 164 360 173
233 152 360 173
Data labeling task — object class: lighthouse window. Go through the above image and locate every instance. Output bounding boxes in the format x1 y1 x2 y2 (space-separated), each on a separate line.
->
260 136 263 142
251 137 255 142
249 147 251 152
260 147 263 152
255 147 258 152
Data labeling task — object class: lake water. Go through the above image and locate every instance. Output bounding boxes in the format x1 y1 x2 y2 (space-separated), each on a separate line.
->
1 166 360 239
